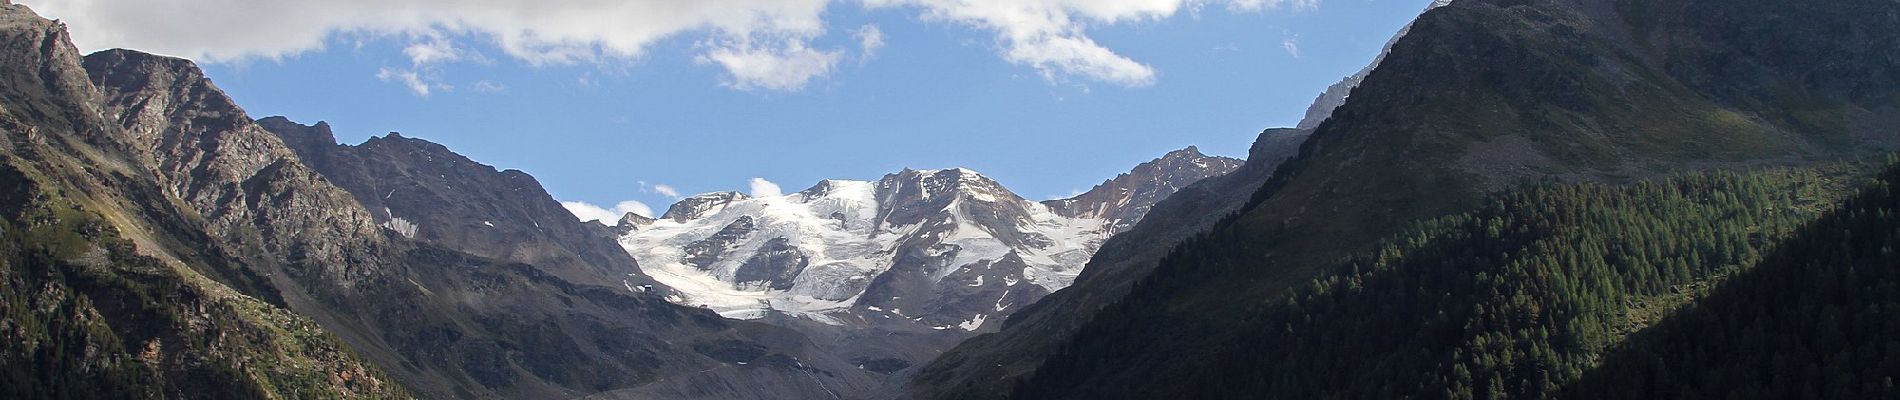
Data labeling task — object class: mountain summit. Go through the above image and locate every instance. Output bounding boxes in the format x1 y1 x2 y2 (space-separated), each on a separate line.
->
1044 146 1243 234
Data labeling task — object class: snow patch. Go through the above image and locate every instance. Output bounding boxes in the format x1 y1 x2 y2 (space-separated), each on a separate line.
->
383 217 418 239
959 314 988 331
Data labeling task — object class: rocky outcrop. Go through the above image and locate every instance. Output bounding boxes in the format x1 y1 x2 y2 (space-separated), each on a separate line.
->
85 49 393 296
662 191 748 222
613 211 655 234
734 237 810 290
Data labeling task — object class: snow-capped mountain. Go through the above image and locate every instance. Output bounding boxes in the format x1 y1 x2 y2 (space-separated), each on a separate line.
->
616 148 1239 332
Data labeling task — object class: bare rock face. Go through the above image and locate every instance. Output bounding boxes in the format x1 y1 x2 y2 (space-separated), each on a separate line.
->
614 211 656 234
734 237 810 290
85 49 393 293
662 191 749 222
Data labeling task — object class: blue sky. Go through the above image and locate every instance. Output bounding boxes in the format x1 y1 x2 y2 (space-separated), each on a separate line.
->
29 0 1428 220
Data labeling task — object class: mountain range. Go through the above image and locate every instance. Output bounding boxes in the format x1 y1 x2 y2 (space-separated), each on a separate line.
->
6 0 1900 398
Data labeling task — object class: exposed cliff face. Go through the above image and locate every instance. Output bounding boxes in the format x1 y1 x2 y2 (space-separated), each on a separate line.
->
85 49 393 297
663 191 749 222
257 117 657 290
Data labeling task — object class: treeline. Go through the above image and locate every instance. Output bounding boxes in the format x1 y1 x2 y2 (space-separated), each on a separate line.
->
1017 164 1863 399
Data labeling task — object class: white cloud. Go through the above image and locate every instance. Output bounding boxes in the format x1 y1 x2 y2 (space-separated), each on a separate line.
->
403 33 467 65
652 184 682 198
855 24 885 63
863 0 1166 86
470 80 507 93
1232 0 1318 12
1281 32 1301 59
749 178 783 197
561 200 655 223
27 0 1313 90
375 67 442 96
861 0 1312 87
698 37 841 91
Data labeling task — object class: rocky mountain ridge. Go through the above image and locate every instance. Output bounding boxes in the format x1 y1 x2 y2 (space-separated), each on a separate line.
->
258 117 661 291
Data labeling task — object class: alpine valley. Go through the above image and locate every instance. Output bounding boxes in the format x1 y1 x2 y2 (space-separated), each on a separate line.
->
5 0 1900 399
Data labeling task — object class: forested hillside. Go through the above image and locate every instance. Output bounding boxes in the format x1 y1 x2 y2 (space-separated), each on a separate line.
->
1568 157 1900 399
1019 164 1865 398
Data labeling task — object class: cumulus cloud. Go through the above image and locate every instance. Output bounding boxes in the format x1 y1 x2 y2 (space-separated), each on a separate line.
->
749 178 783 197
863 0 1166 86
698 37 841 91
27 0 1313 90
862 0 1312 86
561 200 655 223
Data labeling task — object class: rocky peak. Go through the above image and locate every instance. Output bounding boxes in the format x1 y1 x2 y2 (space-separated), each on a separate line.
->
1044 146 1242 233
254 116 338 166
83 48 392 291
614 211 656 234
795 179 859 198
1 6 108 148
662 191 749 222
872 168 1032 229
885 168 1004 199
